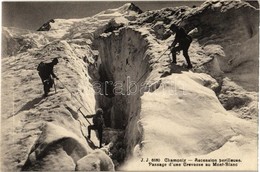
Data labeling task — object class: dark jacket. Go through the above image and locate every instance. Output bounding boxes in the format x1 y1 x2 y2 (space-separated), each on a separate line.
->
86 114 105 128
171 27 192 48
39 62 57 80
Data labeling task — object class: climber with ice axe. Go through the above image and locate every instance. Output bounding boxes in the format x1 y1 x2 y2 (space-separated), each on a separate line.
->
80 108 105 148
37 58 59 97
168 24 193 69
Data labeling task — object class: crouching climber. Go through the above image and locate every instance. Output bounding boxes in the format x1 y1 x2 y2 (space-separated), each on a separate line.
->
85 108 105 148
37 58 59 97
168 24 193 69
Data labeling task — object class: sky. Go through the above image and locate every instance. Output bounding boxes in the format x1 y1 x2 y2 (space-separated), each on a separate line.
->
2 1 203 30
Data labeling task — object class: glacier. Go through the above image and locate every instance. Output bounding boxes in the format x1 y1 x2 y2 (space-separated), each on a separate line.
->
1 1 258 171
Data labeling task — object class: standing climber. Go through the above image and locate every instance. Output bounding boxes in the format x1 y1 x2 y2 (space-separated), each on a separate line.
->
168 24 193 69
37 58 59 97
85 108 105 148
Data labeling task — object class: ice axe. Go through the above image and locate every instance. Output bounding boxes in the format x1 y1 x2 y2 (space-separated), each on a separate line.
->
78 107 91 125
53 78 57 93
156 46 171 62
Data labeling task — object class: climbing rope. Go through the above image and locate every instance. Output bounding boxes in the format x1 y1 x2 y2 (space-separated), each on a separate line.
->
78 107 91 125
128 47 171 91
76 116 89 139
56 79 95 139
57 79 94 115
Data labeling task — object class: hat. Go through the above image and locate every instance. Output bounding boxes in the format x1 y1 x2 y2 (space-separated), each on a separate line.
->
52 58 58 64
170 24 178 31
96 108 103 115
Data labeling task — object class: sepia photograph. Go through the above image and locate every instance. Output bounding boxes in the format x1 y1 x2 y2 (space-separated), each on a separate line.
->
1 0 259 171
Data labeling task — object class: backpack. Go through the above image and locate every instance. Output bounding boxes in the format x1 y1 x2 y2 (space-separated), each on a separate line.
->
37 62 46 74
93 115 104 128
178 27 192 44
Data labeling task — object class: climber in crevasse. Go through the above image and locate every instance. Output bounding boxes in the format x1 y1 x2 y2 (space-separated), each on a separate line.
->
37 58 59 97
85 108 105 148
168 24 193 69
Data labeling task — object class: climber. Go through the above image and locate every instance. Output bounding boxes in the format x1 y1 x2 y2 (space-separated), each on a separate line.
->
85 108 105 148
168 24 193 69
37 58 59 97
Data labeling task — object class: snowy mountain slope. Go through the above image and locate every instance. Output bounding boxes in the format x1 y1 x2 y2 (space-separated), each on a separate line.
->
122 73 257 170
1 0 258 171
1 4 141 171
182 0 259 92
95 18 258 170
127 0 259 120
1 39 96 170
2 27 49 56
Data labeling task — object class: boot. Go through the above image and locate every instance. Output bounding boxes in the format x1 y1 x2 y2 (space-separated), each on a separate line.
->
187 64 193 69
